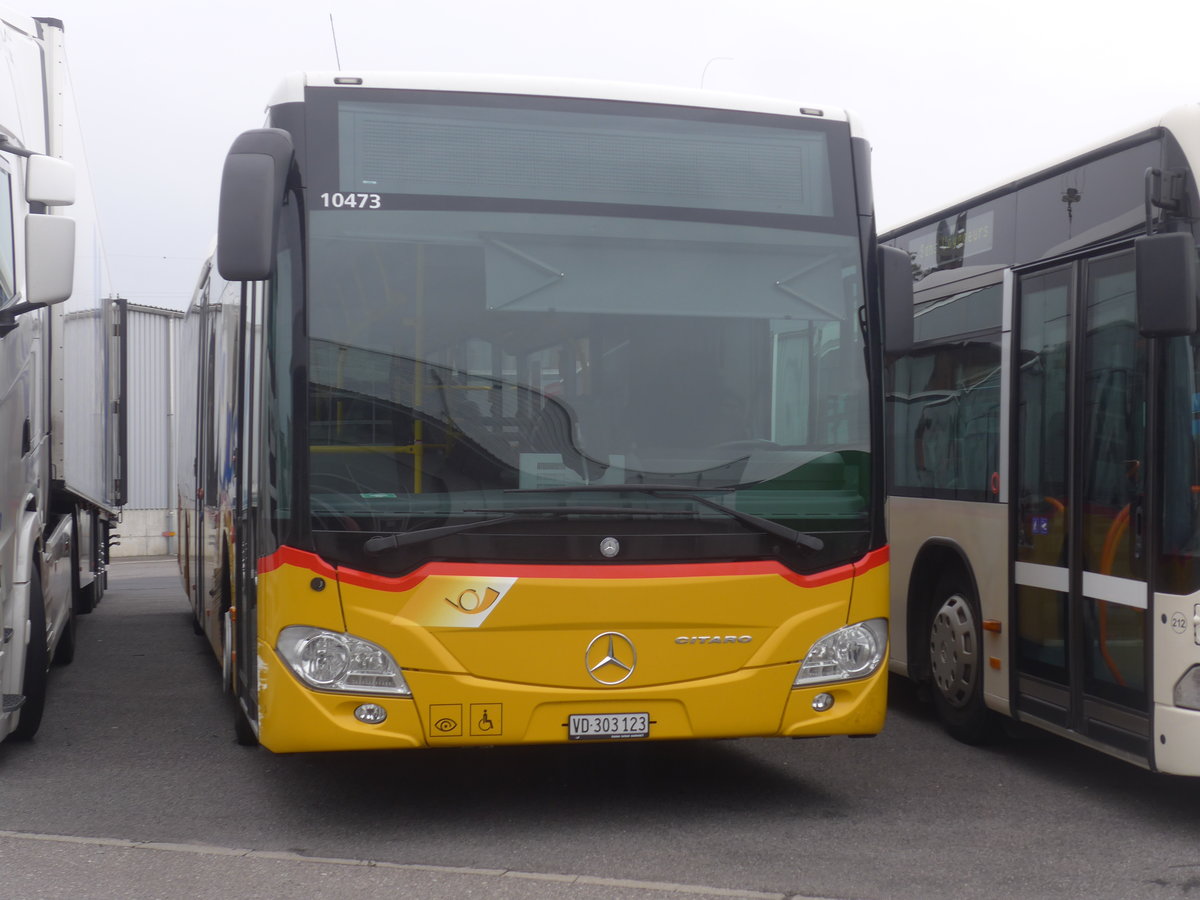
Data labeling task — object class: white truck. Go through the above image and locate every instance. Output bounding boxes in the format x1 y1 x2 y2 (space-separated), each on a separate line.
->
0 10 124 742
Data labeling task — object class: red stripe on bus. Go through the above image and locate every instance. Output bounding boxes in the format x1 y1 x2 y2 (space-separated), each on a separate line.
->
853 545 890 577
258 544 889 593
258 546 339 579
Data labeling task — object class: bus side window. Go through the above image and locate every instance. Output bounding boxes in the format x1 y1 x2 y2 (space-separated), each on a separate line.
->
886 283 1003 500
1159 335 1200 593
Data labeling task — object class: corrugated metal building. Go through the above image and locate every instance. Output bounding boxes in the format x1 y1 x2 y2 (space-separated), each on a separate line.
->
114 303 183 556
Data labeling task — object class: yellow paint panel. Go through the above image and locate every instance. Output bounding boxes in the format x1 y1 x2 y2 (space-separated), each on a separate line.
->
341 568 854 687
848 559 889 624
257 643 424 753
252 552 890 752
257 562 345 642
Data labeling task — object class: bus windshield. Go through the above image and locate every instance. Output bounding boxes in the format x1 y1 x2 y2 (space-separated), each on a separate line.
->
302 91 870 565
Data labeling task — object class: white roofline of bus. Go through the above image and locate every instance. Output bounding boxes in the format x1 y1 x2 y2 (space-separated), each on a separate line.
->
264 71 858 132
1159 103 1200 173
186 238 217 315
882 102 1200 235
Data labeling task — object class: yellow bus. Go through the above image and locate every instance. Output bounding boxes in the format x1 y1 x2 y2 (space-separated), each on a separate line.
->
884 105 1200 775
177 73 910 752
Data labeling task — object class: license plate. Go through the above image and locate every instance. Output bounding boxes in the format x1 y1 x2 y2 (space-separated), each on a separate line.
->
568 712 650 741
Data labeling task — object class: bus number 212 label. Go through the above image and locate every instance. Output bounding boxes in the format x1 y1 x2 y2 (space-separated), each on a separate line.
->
320 192 382 209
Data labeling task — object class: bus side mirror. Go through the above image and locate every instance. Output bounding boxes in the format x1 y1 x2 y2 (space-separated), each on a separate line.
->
216 128 294 282
1135 232 1198 337
879 244 914 355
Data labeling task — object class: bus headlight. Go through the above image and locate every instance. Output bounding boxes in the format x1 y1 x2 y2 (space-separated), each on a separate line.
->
793 618 888 687
277 626 412 697
1175 666 1200 711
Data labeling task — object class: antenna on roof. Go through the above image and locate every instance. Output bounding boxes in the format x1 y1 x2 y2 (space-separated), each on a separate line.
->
700 57 732 89
329 14 343 70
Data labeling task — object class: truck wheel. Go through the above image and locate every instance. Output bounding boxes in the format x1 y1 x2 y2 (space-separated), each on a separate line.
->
928 571 999 745
53 605 77 666
12 569 50 741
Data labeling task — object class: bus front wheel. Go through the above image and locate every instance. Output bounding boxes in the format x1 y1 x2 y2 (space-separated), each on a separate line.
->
927 572 998 745
232 695 258 747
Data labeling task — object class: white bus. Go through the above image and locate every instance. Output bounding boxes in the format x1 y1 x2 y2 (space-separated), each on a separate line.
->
883 104 1200 775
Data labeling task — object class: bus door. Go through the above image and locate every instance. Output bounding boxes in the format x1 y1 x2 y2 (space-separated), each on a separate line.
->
232 280 265 728
1012 247 1152 762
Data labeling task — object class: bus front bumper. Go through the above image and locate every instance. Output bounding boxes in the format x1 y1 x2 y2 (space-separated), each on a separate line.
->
254 643 887 753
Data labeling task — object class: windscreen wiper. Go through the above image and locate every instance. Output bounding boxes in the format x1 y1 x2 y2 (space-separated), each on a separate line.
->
363 505 698 555
511 484 824 552
364 515 519 554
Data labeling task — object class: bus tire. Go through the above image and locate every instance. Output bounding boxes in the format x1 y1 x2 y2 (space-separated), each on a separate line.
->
927 570 999 745
232 696 258 747
12 569 50 741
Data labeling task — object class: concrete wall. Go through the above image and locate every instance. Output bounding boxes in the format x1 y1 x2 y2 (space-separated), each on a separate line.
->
113 508 176 557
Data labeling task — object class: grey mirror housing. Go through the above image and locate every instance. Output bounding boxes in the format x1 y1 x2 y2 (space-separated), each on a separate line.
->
879 244 914 355
216 128 295 282
1136 232 1198 338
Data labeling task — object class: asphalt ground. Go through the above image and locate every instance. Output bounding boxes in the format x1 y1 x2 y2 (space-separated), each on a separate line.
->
2 557 1200 900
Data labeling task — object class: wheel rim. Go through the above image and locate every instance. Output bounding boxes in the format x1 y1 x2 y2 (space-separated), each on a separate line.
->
929 593 978 708
222 610 233 693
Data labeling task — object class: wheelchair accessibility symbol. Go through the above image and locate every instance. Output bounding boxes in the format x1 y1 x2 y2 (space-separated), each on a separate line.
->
471 703 503 737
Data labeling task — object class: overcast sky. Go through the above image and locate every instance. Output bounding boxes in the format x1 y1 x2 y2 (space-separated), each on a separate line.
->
35 0 1200 307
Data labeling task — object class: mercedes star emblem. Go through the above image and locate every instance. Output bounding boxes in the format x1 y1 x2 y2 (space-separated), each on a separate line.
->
585 631 637 685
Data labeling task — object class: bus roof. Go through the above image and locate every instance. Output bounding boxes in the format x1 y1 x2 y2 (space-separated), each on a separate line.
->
265 71 862 135
882 103 1200 240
